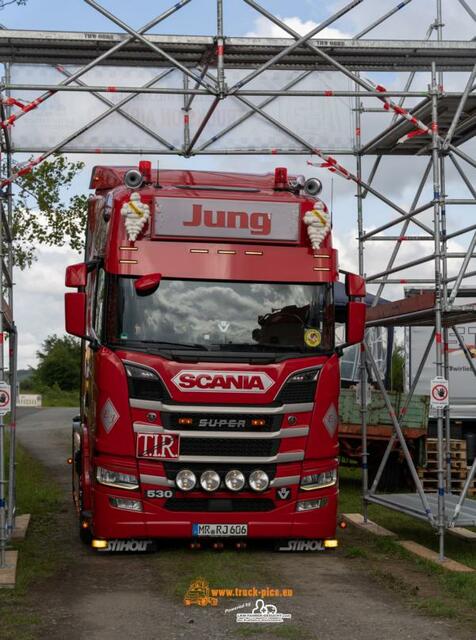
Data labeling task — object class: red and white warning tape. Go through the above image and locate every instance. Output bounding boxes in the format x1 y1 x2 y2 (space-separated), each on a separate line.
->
1 93 53 128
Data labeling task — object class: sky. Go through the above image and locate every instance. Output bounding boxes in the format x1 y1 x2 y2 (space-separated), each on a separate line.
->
1 0 475 368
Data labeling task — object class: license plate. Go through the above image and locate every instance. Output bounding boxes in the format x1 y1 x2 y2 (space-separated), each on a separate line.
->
136 433 180 459
192 523 248 537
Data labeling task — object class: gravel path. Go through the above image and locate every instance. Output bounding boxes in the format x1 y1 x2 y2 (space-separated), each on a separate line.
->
15 407 474 640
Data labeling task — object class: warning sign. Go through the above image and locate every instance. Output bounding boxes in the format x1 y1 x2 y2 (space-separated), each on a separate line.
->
430 377 449 409
0 381 11 416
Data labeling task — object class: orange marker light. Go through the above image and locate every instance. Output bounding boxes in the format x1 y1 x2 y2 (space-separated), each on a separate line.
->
178 417 193 425
251 419 266 427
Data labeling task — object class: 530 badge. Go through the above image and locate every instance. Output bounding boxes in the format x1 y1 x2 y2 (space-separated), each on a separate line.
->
144 489 174 499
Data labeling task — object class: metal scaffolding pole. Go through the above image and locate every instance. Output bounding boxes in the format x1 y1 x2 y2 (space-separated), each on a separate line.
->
355 75 369 522
0 0 193 131
83 0 216 93
430 62 446 560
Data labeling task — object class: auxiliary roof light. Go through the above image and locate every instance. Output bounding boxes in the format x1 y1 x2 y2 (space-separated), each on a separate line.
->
138 160 152 183
274 166 288 190
304 177 323 196
124 168 144 189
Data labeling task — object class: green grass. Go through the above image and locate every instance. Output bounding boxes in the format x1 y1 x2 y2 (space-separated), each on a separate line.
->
20 385 79 408
38 386 79 408
415 597 458 619
0 443 67 640
343 545 368 559
339 466 476 617
154 548 276 599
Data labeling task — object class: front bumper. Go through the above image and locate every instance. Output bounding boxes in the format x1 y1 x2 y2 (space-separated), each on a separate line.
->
91 481 338 541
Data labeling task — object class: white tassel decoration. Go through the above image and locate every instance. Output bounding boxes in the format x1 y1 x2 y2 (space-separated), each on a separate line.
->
121 192 150 242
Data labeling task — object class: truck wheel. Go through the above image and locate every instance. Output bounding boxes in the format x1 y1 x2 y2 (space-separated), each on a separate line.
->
79 519 93 545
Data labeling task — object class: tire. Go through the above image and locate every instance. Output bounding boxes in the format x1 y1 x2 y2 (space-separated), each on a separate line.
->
79 518 93 545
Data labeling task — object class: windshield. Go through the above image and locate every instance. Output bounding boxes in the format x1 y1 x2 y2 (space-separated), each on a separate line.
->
107 277 334 355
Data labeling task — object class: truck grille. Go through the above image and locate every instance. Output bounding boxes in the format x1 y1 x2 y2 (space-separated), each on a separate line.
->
275 380 317 404
180 438 279 458
164 498 275 512
163 413 280 432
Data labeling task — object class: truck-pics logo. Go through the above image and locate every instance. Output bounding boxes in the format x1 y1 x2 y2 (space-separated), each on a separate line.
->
171 370 274 393
235 599 292 623
184 578 218 607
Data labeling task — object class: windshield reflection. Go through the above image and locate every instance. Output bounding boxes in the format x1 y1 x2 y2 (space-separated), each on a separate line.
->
107 278 334 354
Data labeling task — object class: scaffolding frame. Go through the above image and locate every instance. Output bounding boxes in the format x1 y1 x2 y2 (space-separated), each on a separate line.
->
0 0 475 566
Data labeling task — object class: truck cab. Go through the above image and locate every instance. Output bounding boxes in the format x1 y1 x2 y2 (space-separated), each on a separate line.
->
65 163 365 549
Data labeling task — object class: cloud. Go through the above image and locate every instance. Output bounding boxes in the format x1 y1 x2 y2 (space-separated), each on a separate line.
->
15 245 81 369
246 15 351 39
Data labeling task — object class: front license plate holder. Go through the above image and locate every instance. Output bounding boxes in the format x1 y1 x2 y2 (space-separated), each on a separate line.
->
192 523 248 537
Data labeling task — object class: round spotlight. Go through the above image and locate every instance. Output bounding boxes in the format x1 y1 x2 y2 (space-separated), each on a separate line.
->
124 168 144 189
176 469 196 492
249 469 270 492
200 469 221 492
225 469 245 492
304 177 323 196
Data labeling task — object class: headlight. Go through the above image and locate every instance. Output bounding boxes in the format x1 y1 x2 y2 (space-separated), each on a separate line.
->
200 470 221 492
176 469 197 491
124 362 164 401
125 363 159 380
96 466 139 490
287 368 321 384
249 469 269 492
109 497 143 512
296 498 328 512
225 469 245 492
300 469 337 491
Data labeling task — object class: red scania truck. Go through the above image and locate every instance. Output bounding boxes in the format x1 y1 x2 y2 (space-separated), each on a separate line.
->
64 162 366 551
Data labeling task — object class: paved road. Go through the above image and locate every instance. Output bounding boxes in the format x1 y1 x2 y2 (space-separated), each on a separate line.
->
15 407 474 640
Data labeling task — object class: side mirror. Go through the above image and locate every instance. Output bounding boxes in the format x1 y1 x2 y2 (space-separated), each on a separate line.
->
65 263 88 288
345 273 366 298
346 301 366 345
65 292 87 338
135 273 161 296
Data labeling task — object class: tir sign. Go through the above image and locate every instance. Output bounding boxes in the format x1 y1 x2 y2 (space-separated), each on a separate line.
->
136 433 180 459
153 198 300 242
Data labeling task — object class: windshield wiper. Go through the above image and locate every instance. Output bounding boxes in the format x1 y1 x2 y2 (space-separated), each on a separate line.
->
212 342 306 352
120 340 209 351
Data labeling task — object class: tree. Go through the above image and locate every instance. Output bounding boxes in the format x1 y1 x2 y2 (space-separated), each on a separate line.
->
12 154 88 268
33 334 81 391
391 343 405 392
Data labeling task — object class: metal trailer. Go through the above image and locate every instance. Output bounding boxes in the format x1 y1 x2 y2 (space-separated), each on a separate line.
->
0 0 475 567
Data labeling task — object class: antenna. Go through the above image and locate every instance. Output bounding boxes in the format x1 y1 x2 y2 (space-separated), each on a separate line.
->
330 177 334 228
154 158 161 189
